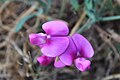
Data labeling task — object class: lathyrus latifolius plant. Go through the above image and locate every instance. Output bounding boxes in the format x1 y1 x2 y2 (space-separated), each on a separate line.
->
29 20 94 71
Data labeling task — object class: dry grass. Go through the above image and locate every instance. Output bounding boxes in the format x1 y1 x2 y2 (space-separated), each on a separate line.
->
0 0 120 80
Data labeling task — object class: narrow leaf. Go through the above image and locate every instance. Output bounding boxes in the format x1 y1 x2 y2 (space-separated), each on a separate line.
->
70 0 79 10
15 8 43 32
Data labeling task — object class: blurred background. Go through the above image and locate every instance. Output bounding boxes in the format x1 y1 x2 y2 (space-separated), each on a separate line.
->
0 0 120 80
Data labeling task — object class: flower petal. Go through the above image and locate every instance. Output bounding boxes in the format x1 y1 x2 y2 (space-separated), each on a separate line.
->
72 34 94 58
42 20 69 36
29 33 47 46
74 57 91 71
54 60 66 68
60 37 77 65
37 55 53 66
41 37 69 57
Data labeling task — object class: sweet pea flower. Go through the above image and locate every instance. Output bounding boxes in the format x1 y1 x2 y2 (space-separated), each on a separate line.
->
74 57 91 71
29 20 94 71
54 34 94 71
72 34 94 58
54 59 66 68
37 54 91 72
29 20 69 57
36 33 94 72
37 55 66 68
37 55 53 66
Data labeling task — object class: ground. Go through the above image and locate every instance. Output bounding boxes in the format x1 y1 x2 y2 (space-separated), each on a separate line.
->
0 0 120 80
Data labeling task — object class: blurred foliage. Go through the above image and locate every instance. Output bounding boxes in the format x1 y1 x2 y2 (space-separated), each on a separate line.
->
0 0 6 3
70 0 80 11
13 0 120 33
78 0 120 33
15 8 43 32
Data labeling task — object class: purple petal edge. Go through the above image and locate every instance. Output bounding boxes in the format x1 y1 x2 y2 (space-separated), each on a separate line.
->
37 55 53 66
74 57 91 72
54 59 66 68
72 34 94 58
42 20 69 36
60 37 77 66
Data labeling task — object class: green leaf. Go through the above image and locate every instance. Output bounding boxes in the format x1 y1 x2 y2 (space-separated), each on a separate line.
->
37 0 52 14
0 0 6 3
85 0 96 20
70 0 80 10
15 8 43 32
77 19 95 33
37 0 46 7
45 0 52 13
100 15 120 21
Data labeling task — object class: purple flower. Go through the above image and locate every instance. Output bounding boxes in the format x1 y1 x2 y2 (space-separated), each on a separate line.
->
74 57 91 71
37 55 66 68
71 34 94 71
37 55 53 66
72 34 94 58
54 59 66 68
29 20 69 57
29 20 94 71
54 34 94 71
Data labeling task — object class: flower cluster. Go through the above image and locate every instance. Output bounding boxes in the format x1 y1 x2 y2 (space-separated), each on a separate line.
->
29 20 94 71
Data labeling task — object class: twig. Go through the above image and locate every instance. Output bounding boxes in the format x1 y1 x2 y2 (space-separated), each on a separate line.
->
0 1 10 13
107 29 120 43
95 24 120 59
14 2 38 31
95 24 120 43
0 1 10 26
0 41 7 48
102 74 120 80
4 2 38 43
116 0 120 5
10 41 30 63
0 63 12 70
70 11 86 36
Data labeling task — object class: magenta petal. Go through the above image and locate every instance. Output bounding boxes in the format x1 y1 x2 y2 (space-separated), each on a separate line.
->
74 57 91 71
29 33 47 45
72 34 94 58
37 55 53 66
60 37 77 65
42 20 69 36
54 60 66 68
41 37 69 57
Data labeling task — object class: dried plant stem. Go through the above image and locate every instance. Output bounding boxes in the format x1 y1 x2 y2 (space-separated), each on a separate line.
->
117 0 120 5
0 1 10 25
11 41 29 63
15 2 38 30
0 41 7 48
0 1 10 13
102 74 120 80
70 11 86 36
95 25 120 60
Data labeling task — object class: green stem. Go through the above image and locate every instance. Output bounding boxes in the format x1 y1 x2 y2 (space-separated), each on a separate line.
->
100 15 120 21
77 19 95 33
